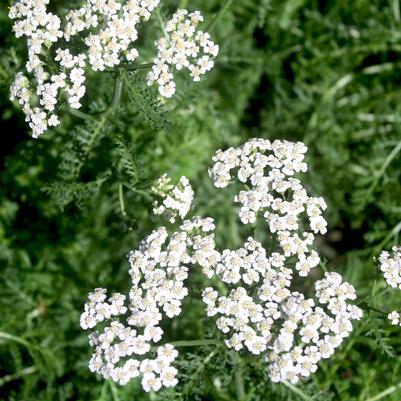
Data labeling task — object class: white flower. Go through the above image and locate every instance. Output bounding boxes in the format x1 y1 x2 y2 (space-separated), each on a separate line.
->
142 373 162 392
157 344 179 362
388 311 400 326
160 366 178 387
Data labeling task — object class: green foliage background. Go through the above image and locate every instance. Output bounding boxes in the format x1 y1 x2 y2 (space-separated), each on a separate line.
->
1 0 401 400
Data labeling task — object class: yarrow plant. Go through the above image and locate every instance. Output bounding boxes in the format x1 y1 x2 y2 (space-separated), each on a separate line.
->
377 246 401 326
81 138 363 391
9 0 218 137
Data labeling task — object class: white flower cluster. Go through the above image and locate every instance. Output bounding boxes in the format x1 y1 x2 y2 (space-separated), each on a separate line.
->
9 0 158 137
9 2 217 137
203 138 362 384
81 211 219 390
80 228 185 390
9 0 64 137
209 138 327 277
147 9 219 97
203 251 362 383
63 0 160 71
377 246 401 326
379 246 401 289
152 174 194 223
82 138 362 390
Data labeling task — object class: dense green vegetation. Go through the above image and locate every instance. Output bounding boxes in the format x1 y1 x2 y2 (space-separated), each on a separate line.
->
1 1 401 400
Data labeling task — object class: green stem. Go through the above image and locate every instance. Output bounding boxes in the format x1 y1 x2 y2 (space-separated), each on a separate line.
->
0 366 36 387
205 0 236 31
231 352 246 401
69 108 98 121
130 186 153 198
108 381 120 401
118 183 127 217
281 380 314 401
69 73 123 121
0 331 31 348
116 62 154 71
367 140 401 197
110 75 124 110
371 220 401 258
156 8 169 39
358 301 387 316
366 382 401 401
169 339 220 347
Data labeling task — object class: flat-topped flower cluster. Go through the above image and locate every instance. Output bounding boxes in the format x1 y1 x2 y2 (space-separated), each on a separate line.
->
9 1 218 137
147 9 219 97
209 138 327 276
377 246 401 326
81 138 362 391
81 201 219 391
205 139 362 383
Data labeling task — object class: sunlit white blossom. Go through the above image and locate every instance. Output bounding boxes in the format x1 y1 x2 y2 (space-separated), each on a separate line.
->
147 9 218 97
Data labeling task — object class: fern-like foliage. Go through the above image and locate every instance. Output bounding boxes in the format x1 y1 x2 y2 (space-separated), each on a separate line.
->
43 173 110 210
58 102 111 182
123 71 172 132
366 317 395 357
0 48 20 89
112 134 141 189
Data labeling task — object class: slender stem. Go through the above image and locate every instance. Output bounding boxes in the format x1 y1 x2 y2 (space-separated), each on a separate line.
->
156 8 169 39
366 382 401 401
69 108 98 121
358 301 387 316
205 0 236 31
231 352 246 401
69 73 123 120
116 62 154 71
110 75 124 110
169 339 220 347
0 331 31 348
371 220 401 258
394 0 401 21
0 366 36 387
118 183 127 217
367 140 401 196
108 381 120 401
281 380 314 401
131 187 153 198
